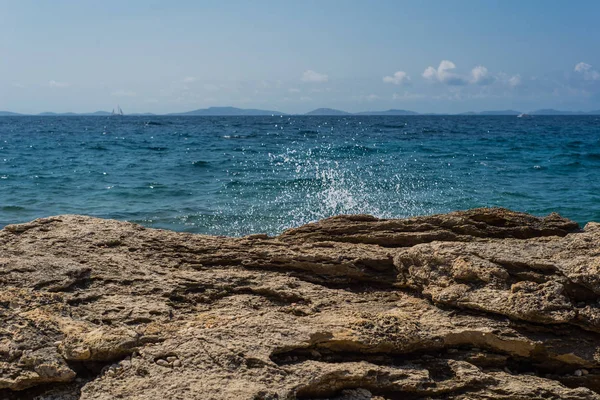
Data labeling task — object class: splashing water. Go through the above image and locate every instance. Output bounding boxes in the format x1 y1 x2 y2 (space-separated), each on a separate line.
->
1 115 600 236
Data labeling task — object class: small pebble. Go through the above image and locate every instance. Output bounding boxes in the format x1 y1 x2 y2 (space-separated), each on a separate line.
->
574 369 583 377
156 359 170 367
447 348 459 354
582 369 589 375
166 356 178 363
172 359 181 367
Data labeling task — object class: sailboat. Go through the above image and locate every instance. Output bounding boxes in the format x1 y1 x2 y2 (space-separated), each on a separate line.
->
111 105 124 116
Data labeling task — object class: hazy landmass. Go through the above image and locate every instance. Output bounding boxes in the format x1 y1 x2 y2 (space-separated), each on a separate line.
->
354 109 419 116
459 110 522 116
529 109 599 115
1 107 600 116
167 106 286 116
304 108 350 116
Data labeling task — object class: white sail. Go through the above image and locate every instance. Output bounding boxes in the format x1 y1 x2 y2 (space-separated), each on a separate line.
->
112 106 124 116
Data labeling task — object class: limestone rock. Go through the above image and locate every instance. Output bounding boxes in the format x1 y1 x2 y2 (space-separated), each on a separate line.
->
1 208 600 399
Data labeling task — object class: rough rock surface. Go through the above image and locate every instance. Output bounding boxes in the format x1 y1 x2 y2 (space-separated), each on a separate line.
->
1 208 600 399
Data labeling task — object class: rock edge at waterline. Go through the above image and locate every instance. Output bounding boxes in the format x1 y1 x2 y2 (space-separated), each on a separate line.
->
2 208 600 399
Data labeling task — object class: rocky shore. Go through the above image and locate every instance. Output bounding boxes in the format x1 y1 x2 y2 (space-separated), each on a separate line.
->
2 208 600 399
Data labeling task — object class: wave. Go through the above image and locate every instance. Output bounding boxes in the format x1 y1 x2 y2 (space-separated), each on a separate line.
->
372 123 406 130
564 161 583 167
296 129 320 135
87 144 108 151
222 133 259 139
584 153 600 160
333 144 378 155
191 160 210 168
1 205 26 211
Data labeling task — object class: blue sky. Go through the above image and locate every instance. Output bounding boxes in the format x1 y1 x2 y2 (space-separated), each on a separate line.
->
1 0 600 114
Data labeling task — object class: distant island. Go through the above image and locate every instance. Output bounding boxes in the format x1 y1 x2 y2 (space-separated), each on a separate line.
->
459 110 522 116
1 107 600 116
167 106 285 116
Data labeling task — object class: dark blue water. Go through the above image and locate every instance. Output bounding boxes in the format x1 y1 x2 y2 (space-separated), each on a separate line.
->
1 115 599 235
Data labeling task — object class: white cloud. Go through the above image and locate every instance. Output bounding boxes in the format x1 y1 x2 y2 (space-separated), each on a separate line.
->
383 71 410 85
574 62 600 80
366 94 379 101
111 90 137 97
422 60 468 85
302 70 328 83
508 74 521 87
183 76 197 83
497 72 522 88
574 62 590 72
48 80 70 88
470 65 495 85
422 66 437 81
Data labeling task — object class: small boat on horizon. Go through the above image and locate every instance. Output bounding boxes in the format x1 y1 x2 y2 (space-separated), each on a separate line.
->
111 105 124 116
517 113 531 118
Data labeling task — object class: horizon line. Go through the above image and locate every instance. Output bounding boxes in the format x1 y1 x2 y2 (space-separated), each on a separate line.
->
2 106 600 117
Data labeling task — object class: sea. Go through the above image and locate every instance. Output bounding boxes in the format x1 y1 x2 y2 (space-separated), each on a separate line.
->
1 115 599 236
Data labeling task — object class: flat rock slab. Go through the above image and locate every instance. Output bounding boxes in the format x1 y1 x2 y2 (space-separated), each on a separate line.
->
1 208 600 399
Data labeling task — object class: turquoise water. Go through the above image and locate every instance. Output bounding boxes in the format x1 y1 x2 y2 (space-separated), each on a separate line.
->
1 115 599 235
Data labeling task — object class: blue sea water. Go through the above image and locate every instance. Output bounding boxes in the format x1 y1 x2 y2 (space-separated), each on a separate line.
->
1 115 599 236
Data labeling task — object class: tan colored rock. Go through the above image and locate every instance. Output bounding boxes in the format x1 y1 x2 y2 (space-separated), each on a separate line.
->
0 208 599 399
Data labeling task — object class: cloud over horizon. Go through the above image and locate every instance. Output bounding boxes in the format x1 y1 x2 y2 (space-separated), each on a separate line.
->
574 62 600 81
470 65 495 85
383 71 410 85
422 60 468 85
421 61 522 90
301 70 329 83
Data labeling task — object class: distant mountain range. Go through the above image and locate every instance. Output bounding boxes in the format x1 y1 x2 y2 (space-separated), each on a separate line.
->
167 106 285 116
356 109 420 116
304 108 350 116
2 107 600 116
459 110 522 116
0 111 157 116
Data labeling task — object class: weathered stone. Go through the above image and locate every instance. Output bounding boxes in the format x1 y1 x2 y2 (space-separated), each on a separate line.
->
0 208 599 399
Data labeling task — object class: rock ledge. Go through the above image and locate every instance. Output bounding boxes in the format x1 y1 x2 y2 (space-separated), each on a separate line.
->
1 208 600 399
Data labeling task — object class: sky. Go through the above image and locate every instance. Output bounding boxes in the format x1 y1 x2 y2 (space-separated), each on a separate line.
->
1 0 600 114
